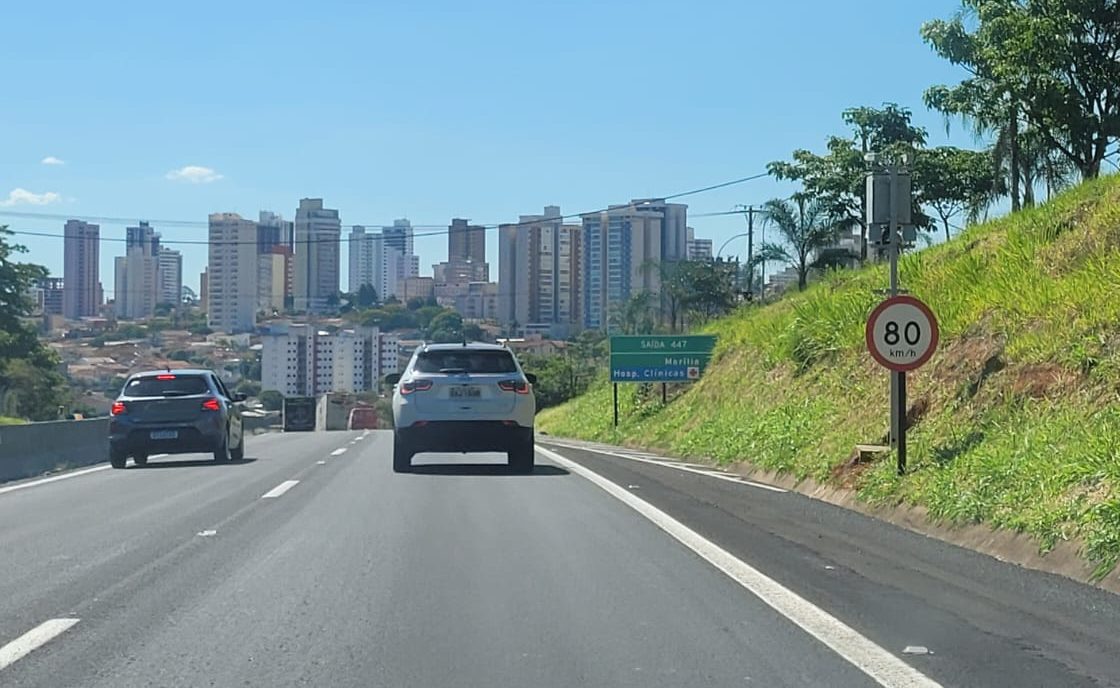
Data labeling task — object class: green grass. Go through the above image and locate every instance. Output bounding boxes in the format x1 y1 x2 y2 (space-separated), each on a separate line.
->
0 417 26 426
539 174 1120 578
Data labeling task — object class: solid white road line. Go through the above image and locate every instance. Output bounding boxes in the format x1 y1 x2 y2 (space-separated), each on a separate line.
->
260 480 299 499
537 445 941 688
0 618 80 671
330 448 348 456
547 442 787 494
0 465 111 497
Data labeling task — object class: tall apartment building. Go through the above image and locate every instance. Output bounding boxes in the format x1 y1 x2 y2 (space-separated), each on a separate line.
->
435 218 489 286
30 277 65 316
199 268 208 311
258 211 293 253
63 220 102 319
435 281 498 322
113 222 161 319
377 219 419 301
498 206 581 337
293 198 341 313
348 225 380 295
207 213 259 333
258 245 293 314
261 323 399 396
158 246 183 304
581 200 687 331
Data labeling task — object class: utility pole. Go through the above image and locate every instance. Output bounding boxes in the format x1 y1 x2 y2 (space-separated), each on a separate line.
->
733 205 763 300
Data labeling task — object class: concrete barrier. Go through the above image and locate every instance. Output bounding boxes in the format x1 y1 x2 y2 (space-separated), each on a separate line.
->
0 418 108 483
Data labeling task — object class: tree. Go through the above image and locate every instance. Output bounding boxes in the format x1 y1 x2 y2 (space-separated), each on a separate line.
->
235 379 262 398
923 2 1120 182
0 228 67 420
770 104 929 261
610 291 658 335
426 311 464 342
357 284 379 308
259 390 284 411
668 261 738 327
914 146 996 240
758 195 840 291
462 323 486 342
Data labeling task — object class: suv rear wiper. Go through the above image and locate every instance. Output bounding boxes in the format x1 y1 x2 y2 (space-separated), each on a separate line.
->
438 368 468 374
159 390 195 397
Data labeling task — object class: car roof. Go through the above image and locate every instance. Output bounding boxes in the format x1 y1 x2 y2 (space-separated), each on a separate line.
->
130 368 214 378
421 342 510 352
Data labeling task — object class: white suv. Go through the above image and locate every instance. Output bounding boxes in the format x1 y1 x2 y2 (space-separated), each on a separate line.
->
386 342 537 473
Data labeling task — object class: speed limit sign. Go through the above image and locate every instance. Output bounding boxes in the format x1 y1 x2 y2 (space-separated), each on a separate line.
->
865 295 939 371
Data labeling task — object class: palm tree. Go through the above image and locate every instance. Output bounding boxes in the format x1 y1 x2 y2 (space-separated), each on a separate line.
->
758 194 840 291
609 291 658 335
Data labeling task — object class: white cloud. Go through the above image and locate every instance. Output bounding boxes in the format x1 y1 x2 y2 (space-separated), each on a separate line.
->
166 165 223 184
40 156 65 166
0 188 63 207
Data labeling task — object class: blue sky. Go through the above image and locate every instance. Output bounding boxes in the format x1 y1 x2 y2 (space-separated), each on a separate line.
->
0 0 974 296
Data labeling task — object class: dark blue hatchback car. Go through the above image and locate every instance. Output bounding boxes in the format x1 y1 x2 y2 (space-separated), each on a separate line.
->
109 369 245 468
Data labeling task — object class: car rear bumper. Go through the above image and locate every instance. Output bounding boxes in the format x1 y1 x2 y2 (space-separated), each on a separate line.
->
396 421 532 453
110 423 223 456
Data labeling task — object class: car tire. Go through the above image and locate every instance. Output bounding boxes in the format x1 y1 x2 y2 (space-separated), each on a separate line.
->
392 435 412 473
230 431 245 461
508 431 535 473
213 431 231 462
110 450 127 470
133 453 148 466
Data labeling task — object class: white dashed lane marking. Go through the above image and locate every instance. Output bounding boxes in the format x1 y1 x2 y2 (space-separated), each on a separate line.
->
261 480 299 499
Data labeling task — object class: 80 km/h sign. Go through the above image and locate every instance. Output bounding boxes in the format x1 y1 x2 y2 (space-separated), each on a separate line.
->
865 295 939 372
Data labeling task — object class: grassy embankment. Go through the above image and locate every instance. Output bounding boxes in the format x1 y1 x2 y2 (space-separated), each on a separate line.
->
539 175 1120 578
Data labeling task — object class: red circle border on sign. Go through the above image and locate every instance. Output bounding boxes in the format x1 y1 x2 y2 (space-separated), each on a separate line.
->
865 295 940 372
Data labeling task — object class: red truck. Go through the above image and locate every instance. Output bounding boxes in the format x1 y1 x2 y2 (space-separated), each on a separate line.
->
347 406 379 430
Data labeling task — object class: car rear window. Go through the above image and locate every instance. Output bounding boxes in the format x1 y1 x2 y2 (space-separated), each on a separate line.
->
125 375 209 397
414 350 519 374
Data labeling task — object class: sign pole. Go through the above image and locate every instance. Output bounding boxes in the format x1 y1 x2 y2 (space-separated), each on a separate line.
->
613 383 619 427
888 165 908 473
661 382 667 404
897 368 907 474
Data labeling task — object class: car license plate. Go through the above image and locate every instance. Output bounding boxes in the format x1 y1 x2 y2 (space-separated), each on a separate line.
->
150 430 178 440
450 386 481 399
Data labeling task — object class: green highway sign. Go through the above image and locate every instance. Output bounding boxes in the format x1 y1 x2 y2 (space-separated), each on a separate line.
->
610 335 717 383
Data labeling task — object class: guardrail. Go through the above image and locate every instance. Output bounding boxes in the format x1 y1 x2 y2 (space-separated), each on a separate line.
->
0 418 109 483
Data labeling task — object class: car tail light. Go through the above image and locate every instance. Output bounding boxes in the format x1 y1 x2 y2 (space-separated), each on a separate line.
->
201 397 221 411
111 402 127 416
156 374 176 380
400 380 433 395
498 380 531 395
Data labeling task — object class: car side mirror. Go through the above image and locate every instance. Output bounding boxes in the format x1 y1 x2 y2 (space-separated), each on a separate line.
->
384 373 401 385
524 373 538 385
233 392 248 402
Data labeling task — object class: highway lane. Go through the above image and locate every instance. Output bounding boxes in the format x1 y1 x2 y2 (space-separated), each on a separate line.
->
0 429 1116 686
0 430 357 652
0 430 880 687
540 439 1120 688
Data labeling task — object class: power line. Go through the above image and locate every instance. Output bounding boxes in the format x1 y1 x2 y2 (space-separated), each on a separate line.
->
0 171 772 248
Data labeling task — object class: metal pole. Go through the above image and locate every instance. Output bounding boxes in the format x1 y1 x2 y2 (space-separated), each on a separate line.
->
888 165 901 456
613 383 619 427
746 207 755 300
898 370 907 475
887 163 908 475
661 382 667 404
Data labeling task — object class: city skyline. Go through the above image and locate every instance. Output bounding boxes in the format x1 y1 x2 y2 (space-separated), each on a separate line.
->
1 1 972 299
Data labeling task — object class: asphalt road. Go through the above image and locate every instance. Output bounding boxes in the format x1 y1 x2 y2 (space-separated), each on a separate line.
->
0 430 1117 687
